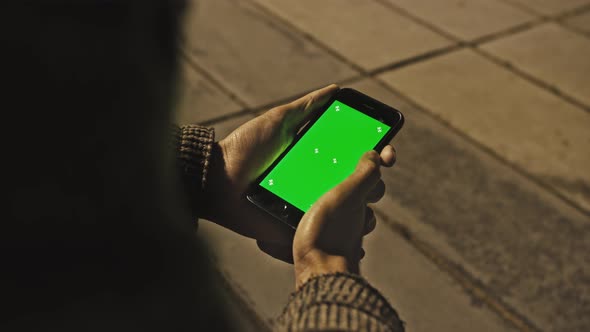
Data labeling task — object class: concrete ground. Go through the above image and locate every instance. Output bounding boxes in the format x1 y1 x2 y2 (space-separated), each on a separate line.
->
176 1 590 331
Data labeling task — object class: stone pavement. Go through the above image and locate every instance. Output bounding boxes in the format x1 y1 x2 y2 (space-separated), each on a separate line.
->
176 1 590 331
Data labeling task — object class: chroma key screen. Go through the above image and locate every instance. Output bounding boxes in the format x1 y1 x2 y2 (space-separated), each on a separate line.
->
260 100 391 212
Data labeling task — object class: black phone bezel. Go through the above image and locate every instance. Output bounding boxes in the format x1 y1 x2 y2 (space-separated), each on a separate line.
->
246 88 404 229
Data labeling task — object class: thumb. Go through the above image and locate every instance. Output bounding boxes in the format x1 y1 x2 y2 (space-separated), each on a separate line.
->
338 150 382 198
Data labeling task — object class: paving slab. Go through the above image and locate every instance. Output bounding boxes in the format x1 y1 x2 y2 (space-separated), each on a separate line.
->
361 219 516 332
385 0 534 41
503 0 590 16
253 0 452 71
198 217 516 332
210 268 269 332
181 0 357 109
197 221 296 325
349 78 590 332
564 9 590 34
380 49 590 213
174 59 243 125
482 22 590 107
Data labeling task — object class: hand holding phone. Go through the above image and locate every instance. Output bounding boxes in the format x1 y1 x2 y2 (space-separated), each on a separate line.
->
247 88 404 229
292 147 396 287
198 85 341 250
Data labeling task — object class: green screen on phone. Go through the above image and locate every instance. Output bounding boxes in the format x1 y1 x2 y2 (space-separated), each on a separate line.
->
260 100 390 212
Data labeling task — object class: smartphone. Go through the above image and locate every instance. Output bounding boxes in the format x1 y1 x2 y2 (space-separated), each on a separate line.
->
246 88 404 229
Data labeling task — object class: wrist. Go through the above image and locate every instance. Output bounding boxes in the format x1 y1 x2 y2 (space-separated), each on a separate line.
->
199 141 228 221
294 251 357 289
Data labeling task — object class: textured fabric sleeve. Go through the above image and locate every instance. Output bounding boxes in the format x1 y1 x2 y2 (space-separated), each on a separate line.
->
275 273 404 332
172 124 215 220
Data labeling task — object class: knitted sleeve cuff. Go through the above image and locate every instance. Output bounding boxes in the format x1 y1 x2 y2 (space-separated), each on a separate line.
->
172 125 215 221
276 273 404 332
174 125 215 191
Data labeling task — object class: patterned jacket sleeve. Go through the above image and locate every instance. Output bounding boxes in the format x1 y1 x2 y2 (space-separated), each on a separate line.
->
275 273 405 332
172 124 215 220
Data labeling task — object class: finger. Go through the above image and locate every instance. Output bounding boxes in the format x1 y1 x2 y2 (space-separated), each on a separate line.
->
277 84 340 133
366 179 385 203
340 150 381 198
380 145 396 167
257 241 294 264
364 207 376 235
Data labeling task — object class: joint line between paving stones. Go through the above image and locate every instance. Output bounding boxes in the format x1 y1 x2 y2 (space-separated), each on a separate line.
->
498 0 590 39
499 0 590 21
374 0 459 42
247 0 367 76
200 75 367 126
553 4 590 39
198 108 255 127
559 20 590 39
375 0 590 112
373 0 543 46
473 47 590 112
469 18 547 45
368 44 462 76
178 45 250 110
374 210 542 332
207 255 273 332
370 75 590 218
